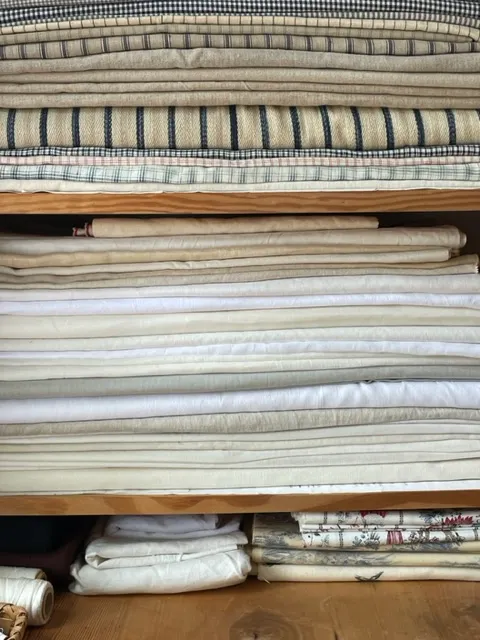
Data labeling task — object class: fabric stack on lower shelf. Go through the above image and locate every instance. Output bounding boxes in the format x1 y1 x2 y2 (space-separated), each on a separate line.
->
70 515 250 594
0 215 480 494
252 510 480 582
0 1 480 192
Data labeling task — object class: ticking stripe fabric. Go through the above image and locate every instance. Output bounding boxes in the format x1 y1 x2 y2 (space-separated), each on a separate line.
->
2 106 480 151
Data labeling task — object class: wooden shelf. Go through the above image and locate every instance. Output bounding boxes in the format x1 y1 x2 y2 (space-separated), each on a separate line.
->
28 580 480 640
1 489 479 516
0 189 479 214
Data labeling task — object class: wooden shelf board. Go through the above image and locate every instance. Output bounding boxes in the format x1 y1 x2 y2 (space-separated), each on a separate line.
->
1 489 479 516
28 580 480 640
0 189 479 214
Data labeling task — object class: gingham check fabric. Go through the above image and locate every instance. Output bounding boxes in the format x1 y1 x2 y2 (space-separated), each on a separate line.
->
1 1 480 27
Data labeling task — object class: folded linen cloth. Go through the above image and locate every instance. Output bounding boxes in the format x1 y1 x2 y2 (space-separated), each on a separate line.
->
2 32 477 61
1 15 476 46
105 515 241 539
293 509 480 528
70 549 250 594
4 408 477 437
257 564 480 581
2 366 480 398
1 106 479 151
5 292 479 316
1 380 479 424
251 548 480 566
3 227 463 253
6 273 480 301
3 306 479 339
83 215 378 236
85 531 248 569
252 514 480 551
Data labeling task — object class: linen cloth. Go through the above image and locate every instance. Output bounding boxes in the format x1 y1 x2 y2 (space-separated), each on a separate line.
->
293 509 480 528
105 515 241 539
257 564 480 581
70 549 250 594
2 381 479 424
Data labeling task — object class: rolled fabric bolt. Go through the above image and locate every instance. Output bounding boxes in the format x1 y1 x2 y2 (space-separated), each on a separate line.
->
0 568 46 580
0 578 54 626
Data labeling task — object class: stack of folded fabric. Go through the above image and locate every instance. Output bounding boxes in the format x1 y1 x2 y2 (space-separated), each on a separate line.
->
70 514 250 594
0 215 479 493
253 510 480 582
0 1 480 192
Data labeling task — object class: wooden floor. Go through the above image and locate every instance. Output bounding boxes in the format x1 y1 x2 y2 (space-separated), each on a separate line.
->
28 579 480 640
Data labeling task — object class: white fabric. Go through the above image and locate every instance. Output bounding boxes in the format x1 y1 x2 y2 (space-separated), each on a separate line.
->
2 381 479 424
3 325 480 352
85 531 248 569
4 292 478 315
0 227 464 253
3 274 480 301
3 340 480 361
70 549 250 595
105 515 241 539
257 564 480 582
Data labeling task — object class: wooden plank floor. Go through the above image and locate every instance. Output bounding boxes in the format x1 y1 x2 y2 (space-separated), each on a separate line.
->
29 579 480 640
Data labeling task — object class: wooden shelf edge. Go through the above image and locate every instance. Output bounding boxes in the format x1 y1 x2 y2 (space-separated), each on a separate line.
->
1 489 479 515
0 189 479 214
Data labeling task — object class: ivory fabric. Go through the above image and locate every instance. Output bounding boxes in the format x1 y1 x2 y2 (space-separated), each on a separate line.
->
293 509 480 528
70 549 250 594
2 381 479 424
85 531 248 569
2 306 479 340
105 515 241 539
257 564 480 581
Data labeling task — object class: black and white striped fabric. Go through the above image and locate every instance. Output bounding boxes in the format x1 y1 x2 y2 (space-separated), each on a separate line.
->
1 0 480 27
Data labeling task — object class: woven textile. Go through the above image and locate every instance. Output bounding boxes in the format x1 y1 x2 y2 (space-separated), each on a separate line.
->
2 1 480 27
1 33 479 60
2 106 480 151
0 163 479 184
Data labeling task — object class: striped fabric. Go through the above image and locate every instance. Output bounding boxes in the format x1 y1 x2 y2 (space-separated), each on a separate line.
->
1 1 480 27
0 162 479 183
2 33 478 60
1 106 479 151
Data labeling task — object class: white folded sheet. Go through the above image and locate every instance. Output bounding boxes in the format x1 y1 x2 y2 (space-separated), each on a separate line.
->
70 549 250 595
105 515 241 539
1 381 479 424
4 292 479 315
3 273 480 301
85 531 248 569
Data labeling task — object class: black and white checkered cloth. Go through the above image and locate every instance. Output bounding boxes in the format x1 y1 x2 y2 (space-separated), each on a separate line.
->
1 0 479 27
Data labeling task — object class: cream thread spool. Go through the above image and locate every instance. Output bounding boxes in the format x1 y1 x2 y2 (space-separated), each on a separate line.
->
0 568 46 581
0 578 54 626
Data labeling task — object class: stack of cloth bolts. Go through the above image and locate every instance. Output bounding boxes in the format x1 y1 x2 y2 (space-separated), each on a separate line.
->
252 509 480 582
0 215 480 494
0 0 480 192
70 514 250 594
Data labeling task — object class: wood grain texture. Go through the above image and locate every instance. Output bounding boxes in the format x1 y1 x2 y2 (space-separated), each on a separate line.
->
1 190 480 214
28 580 480 640
1 490 479 516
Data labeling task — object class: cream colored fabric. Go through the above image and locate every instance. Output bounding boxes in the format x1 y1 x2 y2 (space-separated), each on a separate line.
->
2 306 479 339
257 564 480 582
89 215 379 237
1 228 464 254
1 16 476 46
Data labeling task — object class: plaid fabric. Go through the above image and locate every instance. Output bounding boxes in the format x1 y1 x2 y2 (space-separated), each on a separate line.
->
2 33 478 60
1 145 480 159
1 106 480 151
0 162 479 183
1 1 480 27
